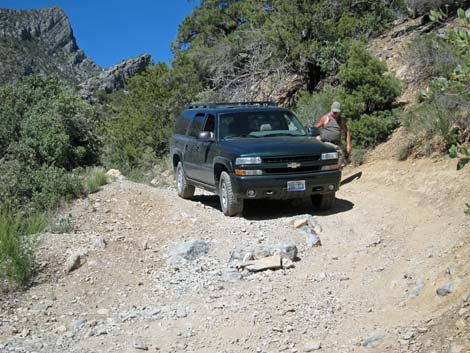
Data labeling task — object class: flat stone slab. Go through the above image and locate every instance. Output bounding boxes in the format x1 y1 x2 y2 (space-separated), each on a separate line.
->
246 254 282 272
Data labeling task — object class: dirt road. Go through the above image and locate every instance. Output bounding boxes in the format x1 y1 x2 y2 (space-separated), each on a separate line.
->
1 157 469 353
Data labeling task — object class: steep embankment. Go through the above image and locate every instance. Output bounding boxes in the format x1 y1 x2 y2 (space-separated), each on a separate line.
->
0 157 468 353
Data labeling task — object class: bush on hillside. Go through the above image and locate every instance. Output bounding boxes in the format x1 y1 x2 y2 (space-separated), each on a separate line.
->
0 76 101 288
0 76 100 169
0 213 45 288
338 41 402 120
405 8 470 149
405 92 468 148
103 58 202 173
348 110 402 149
83 167 108 194
173 1 400 100
0 161 82 215
294 85 340 126
406 35 462 82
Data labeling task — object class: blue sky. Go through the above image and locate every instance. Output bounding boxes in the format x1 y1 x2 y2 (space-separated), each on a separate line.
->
0 0 197 68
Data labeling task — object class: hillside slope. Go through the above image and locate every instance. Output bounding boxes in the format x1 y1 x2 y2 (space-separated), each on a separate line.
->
0 158 468 353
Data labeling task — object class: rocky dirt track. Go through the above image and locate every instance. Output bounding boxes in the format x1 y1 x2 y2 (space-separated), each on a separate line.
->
0 158 469 353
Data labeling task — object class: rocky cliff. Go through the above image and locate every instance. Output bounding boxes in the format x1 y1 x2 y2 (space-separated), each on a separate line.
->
0 6 151 94
0 7 101 84
79 54 151 98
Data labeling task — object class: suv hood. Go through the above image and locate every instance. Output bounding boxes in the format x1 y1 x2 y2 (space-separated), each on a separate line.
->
219 136 337 157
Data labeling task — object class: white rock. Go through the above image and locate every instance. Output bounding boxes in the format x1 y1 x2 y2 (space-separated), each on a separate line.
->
282 258 295 269
304 341 321 351
106 169 124 180
246 254 282 272
64 251 87 273
293 218 308 229
92 236 107 249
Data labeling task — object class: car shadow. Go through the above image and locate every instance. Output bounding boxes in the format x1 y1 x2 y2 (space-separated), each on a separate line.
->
191 195 354 221
340 171 362 186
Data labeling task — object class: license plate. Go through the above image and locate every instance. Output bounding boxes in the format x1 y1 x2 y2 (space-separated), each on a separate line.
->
287 180 306 192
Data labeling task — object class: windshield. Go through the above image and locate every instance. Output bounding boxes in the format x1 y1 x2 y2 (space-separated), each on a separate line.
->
219 111 307 139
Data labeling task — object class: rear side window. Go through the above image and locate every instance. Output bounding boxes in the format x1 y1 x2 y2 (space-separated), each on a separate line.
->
174 112 192 135
187 113 206 137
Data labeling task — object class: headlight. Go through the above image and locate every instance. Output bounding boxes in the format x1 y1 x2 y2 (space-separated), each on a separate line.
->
321 152 338 160
235 156 262 165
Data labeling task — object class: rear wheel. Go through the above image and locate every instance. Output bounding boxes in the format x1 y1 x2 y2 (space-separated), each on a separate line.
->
219 171 243 216
176 162 195 199
311 192 336 210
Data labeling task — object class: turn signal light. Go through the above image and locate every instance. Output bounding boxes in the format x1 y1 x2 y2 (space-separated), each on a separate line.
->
234 169 263 176
321 164 340 171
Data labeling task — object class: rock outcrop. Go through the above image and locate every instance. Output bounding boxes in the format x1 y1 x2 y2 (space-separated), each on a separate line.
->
0 7 100 83
0 6 151 97
79 54 151 98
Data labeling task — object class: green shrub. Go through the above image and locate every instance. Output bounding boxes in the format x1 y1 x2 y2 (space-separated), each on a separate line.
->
0 161 82 215
103 59 201 173
0 75 100 169
0 213 45 287
83 167 108 194
10 113 71 167
348 110 402 149
294 85 341 126
338 41 402 119
406 34 462 81
404 92 467 148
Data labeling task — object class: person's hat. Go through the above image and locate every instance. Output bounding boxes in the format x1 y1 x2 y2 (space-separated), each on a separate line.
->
331 101 341 113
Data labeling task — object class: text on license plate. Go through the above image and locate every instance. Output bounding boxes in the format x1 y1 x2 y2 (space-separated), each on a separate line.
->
287 180 306 192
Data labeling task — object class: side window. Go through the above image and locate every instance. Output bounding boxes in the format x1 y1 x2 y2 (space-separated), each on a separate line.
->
187 112 206 138
174 113 192 135
203 114 215 132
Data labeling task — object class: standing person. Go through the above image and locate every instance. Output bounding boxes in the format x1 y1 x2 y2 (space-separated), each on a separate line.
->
314 101 352 165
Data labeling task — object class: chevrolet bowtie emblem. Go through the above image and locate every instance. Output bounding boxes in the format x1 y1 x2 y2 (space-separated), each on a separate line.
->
287 162 301 168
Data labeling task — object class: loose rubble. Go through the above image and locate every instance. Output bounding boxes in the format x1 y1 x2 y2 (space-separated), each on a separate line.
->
1 157 469 353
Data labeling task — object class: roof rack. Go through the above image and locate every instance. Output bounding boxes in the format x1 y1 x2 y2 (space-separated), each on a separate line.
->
185 101 276 109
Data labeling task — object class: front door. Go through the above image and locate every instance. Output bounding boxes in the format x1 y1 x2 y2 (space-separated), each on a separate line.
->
194 114 216 184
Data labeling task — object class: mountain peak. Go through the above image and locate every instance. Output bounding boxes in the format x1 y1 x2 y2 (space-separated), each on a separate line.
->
0 6 101 84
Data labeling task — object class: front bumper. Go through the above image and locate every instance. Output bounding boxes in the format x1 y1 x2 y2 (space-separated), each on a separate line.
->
232 170 341 200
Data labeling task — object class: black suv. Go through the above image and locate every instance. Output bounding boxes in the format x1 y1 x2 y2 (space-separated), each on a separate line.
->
170 102 341 216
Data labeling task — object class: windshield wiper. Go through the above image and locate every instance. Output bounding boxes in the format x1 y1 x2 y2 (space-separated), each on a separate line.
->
224 135 247 140
264 133 304 137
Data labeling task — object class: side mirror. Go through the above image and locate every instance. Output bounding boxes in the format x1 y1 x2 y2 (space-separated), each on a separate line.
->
197 131 215 141
307 127 320 137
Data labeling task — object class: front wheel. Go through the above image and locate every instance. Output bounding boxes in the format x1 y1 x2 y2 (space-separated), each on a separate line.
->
311 192 336 210
219 171 243 216
176 162 195 199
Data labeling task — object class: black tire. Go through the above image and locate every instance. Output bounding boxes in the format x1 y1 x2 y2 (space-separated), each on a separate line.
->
219 171 243 216
175 162 195 199
311 192 336 210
